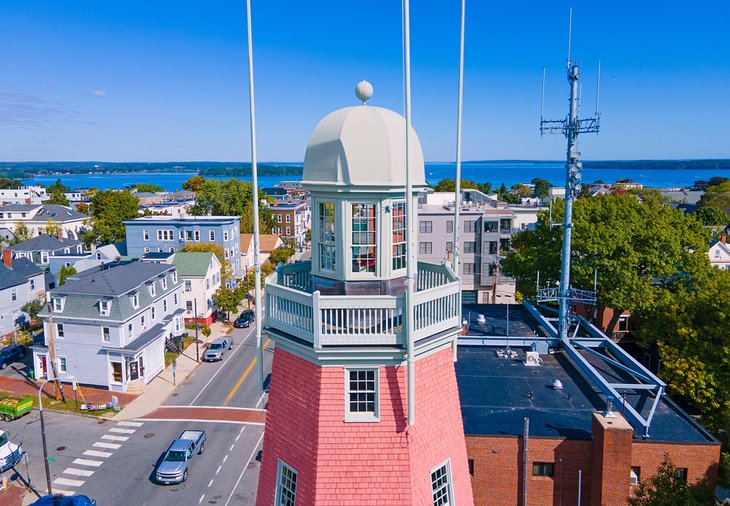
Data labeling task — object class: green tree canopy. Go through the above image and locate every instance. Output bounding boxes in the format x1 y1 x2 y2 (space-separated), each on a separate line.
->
502 194 711 334
0 178 22 190
214 285 241 320
627 454 712 506
433 179 479 192
531 178 553 197
12 222 30 244
182 175 205 193
59 265 77 286
189 178 275 233
45 178 70 205
133 183 165 193
699 180 730 214
694 205 729 226
84 190 139 245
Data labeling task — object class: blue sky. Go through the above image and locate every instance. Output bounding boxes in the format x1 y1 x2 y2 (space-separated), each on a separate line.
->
1 1 728 162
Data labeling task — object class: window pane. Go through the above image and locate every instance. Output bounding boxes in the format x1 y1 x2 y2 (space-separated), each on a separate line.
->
318 203 336 271
392 202 407 270
352 204 376 273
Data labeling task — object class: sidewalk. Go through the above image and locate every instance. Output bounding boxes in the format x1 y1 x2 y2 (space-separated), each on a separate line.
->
113 318 233 421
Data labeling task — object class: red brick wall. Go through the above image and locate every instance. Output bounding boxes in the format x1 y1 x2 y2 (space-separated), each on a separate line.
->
466 436 592 506
631 441 721 493
591 414 633 506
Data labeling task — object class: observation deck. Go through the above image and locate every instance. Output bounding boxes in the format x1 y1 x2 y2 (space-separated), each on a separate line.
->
265 261 461 349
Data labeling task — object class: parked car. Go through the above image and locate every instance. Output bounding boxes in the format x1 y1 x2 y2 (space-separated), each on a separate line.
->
203 338 228 361
155 430 206 484
234 310 255 329
220 336 233 350
0 429 23 472
31 496 96 505
0 344 25 370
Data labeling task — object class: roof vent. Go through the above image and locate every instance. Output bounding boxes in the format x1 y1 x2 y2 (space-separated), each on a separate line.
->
525 351 543 367
604 396 617 418
477 314 486 325
552 379 563 390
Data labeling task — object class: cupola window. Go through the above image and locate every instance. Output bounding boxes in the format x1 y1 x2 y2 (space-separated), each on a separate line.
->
392 202 406 270
352 203 376 273
318 202 336 271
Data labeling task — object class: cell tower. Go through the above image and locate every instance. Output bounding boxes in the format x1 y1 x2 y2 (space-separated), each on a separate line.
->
538 9 600 341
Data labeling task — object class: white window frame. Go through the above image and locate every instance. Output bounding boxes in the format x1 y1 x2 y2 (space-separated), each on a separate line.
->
344 367 379 422
102 327 111 343
40 251 49 264
11 289 16 302
143 230 149 241
132 293 140 309
53 297 63 312
29 278 35 290
161 277 168 290
149 282 156 297
185 280 192 292
56 323 64 339
172 271 178 283
58 357 67 373
163 299 168 312
99 300 111 316
143 247 150 253
209 230 215 241
194 230 200 241
223 230 229 241
430 460 454 506
275 460 298 506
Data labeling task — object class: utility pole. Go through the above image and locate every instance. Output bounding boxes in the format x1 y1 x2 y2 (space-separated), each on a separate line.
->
37 379 52 496
45 307 66 402
193 298 200 362
539 8 600 341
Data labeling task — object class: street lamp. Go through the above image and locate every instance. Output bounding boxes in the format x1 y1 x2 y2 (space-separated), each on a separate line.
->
37 379 53 496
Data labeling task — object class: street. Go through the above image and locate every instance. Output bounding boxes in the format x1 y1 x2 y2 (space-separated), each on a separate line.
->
3 323 274 505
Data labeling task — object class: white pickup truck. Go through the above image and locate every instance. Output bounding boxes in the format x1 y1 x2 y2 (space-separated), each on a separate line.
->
0 429 23 472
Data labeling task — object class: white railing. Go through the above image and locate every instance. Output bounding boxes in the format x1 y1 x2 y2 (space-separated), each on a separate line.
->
265 261 460 348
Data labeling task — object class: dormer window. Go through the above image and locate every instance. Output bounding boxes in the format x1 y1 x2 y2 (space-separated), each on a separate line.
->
161 277 168 290
172 271 178 283
52 297 64 312
131 293 140 309
76 245 82 253
149 282 156 297
99 299 112 316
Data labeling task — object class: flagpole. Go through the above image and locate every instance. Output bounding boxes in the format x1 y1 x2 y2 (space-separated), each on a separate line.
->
452 0 465 275
245 0 264 393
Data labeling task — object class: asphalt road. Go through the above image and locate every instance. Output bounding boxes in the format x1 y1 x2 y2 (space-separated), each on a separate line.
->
4 323 275 505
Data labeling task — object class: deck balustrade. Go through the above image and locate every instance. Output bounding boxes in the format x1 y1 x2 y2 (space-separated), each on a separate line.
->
266 261 461 348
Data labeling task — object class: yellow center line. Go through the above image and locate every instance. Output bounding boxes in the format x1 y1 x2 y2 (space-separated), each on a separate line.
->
223 338 270 406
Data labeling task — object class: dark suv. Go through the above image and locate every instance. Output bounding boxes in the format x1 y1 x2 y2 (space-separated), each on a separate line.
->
0 345 25 370
233 310 255 329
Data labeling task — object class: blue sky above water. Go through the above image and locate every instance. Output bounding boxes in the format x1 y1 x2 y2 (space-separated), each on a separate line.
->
1 1 729 162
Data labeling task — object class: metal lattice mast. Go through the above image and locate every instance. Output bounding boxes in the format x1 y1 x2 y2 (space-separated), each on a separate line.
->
539 9 600 341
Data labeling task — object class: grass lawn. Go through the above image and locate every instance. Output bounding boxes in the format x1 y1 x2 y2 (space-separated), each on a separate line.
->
0 390 117 417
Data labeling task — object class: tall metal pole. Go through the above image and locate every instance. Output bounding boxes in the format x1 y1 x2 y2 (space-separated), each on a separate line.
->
193 298 200 362
245 0 264 392
402 0 416 427
557 63 580 341
37 379 52 496
452 0 465 275
522 417 529 506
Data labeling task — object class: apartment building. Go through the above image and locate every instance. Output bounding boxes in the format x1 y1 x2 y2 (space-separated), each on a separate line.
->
269 199 311 247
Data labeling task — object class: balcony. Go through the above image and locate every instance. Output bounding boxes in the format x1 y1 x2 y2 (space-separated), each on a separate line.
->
265 261 461 348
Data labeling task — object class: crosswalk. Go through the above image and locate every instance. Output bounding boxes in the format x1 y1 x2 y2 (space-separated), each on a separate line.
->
52 420 144 497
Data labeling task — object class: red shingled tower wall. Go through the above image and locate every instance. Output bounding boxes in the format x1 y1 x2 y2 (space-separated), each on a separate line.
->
257 347 473 505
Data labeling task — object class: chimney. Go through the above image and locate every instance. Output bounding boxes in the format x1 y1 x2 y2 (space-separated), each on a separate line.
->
460 319 468 336
56 227 63 240
722 234 727 244
2 249 12 268
591 411 633 505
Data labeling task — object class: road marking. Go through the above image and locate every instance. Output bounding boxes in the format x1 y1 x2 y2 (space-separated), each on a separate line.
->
109 427 136 434
101 434 129 442
93 442 121 450
52 489 76 497
117 421 143 427
162 405 266 412
199 494 205 504
84 450 112 458
223 454 228 463
135 418 264 426
54 477 85 487
73 458 103 468
256 391 266 409
224 338 270 406
189 326 256 405
63 467 94 477
216 465 222 475
229 444 235 452
208 479 214 488
224 431 265 506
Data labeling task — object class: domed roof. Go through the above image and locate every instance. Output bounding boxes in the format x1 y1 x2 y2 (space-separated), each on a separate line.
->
303 105 426 188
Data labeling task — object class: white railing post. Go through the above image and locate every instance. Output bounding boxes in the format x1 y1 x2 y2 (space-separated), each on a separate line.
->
312 290 322 349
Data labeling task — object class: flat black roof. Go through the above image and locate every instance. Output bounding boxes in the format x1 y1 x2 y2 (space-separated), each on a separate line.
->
456 344 716 444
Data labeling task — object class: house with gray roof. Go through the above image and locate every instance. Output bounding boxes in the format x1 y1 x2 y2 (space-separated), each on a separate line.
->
34 260 185 392
0 263 31 339
0 203 88 240
172 252 221 325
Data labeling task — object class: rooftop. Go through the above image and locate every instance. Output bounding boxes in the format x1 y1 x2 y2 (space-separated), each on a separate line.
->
56 261 175 297
125 215 239 224
0 263 28 290
172 252 216 276
10 257 43 279
8 234 82 252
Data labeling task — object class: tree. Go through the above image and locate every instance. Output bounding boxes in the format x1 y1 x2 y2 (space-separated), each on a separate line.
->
21 300 43 322
502 194 711 335
12 222 30 244
45 178 70 205
59 265 77 286
531 178 553 197
511 183 532 197
190 178 274 233
616 177 635 183
44 218 60 236
269 245 295 266
84 190 139 245
0 178 22 190
214 285 241 320
182 175 205 193
694 205 729 226
627 454 712 506
133 183 165 193
708 176 729 188
433 179 479 193
698 180 730 214
180 242 232 282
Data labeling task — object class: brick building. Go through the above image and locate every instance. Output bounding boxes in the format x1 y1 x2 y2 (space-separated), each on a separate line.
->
457 304 720 506
269 199 311 247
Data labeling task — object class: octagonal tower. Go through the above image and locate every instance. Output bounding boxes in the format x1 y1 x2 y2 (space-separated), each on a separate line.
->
256 84 473 506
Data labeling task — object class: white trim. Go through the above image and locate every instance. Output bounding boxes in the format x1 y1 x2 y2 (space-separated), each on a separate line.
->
275 459 298 506
344 367 380 423
430 459 454 506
